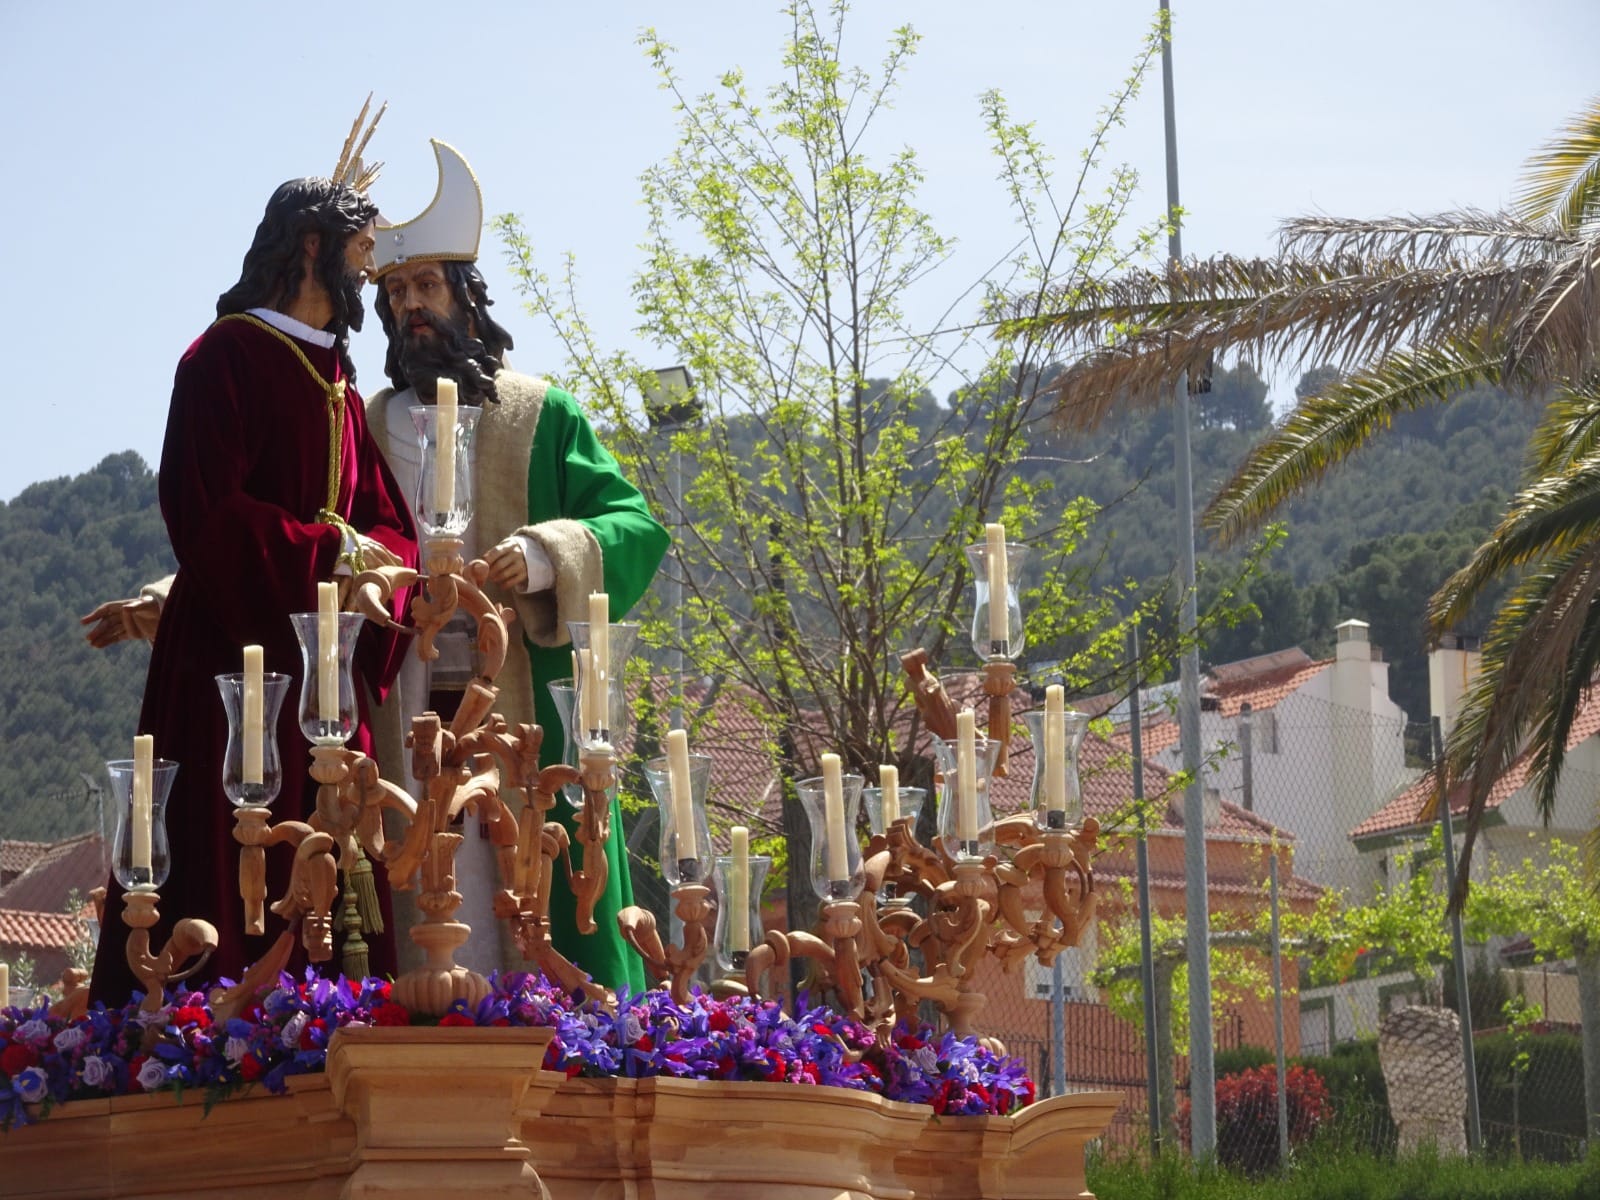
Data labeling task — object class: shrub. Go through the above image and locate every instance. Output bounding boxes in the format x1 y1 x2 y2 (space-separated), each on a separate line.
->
1178 1063 1331 1173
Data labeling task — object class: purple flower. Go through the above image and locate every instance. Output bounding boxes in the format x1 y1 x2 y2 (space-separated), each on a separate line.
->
13 1067 48 1103
81 1055 114 1089
136 1058 167 1091
13 1019 49 1046
52 1026 86 1054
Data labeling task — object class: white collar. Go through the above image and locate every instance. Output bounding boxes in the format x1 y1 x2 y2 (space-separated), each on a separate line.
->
245 307 337 349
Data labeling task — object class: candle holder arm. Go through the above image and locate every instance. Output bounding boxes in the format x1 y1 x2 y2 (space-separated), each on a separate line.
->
122 891 220 1023
208 929 297 1024
898 648 957 740
981 660 1017 776
350 564 419 630
618 882 712 1006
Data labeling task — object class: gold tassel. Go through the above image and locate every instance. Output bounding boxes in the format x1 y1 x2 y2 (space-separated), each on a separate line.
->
351 847 385 935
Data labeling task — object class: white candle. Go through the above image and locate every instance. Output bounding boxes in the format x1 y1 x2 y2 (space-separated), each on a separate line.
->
242 644 264 786
317 581 339 724
665 728 697 860
956 710 978 843
1044 685 1066 813
822 753 850 883
132 734 154 872
729 825 751 952
1 961 10 1006
588 592 609 732
879 764 900 828
433 377 457 515
985 522 1009 645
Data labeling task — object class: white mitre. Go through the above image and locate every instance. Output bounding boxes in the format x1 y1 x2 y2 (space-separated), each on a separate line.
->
370 139 482 280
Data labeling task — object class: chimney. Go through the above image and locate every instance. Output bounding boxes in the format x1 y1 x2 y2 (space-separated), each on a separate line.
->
1330 619 1379 889
1428 632 1481 740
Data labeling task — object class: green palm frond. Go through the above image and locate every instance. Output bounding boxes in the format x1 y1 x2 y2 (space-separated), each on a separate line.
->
1528 374 1600 475
1444 547 1600 903
1432 449 1600 629
1517 95 1600 232
1203 344 1502 544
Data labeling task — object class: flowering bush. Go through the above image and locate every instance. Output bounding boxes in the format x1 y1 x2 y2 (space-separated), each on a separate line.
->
0 973 1034 1130
1178 1063 1331 1173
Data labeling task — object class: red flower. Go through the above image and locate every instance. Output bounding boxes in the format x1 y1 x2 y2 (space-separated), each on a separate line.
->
300 1018 328 1050
542 1038 564 1070
765 1050 787 1082
239 1054 263 1082
1 1042 37 1075
898 1035 925 1051
438 1013 475 1027
371 1002 411 1027
932 1079 955 1115
634 1034 654 1051
708 1007 733 1032
174 1005 210 1029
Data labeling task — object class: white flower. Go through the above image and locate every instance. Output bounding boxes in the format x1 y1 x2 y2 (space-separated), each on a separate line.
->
136 1057 168 1092
81 1055 113 1089
14 1067 47 1103
280 1011 309 1050
913 1046 940 1076
52 1026 86 1053
224 1036 251 1065
136 1005 172 1029
617 1011 645 1045
13 1019 49 1046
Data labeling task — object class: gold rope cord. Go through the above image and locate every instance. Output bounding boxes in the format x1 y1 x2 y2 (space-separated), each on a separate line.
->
214 313 350 529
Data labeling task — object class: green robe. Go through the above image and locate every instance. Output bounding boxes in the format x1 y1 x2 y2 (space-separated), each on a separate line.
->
367 372 667 994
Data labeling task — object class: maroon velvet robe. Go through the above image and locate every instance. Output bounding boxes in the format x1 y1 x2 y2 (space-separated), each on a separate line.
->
89 317 418 1005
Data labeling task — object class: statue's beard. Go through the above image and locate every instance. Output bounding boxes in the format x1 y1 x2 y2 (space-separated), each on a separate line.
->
396 307 496 403
325 265 366 334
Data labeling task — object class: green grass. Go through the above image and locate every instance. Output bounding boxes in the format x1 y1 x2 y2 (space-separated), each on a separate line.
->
1086 1147 1600 1200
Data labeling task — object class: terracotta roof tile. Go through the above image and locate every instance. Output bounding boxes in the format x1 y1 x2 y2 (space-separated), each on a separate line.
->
0 908 83 952
1350 688 1600 841
0 833 106 914
0 840 51 876
1208 658 1333 718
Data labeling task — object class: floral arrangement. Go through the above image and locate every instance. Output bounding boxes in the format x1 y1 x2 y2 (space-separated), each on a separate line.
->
0 972 1035 1131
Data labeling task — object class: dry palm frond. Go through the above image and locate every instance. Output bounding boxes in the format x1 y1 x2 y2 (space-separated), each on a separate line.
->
331 93 387 194
1504 240 1600 380
1035 255 1546 430
1279 211 1578 267
1517 94 1600 233
1206 343 1503 545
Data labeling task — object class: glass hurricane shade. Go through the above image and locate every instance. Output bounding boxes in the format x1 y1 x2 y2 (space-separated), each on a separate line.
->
964 540 1029 662
289 611 366 746
795 771 867 902
643 751 714 886
215 672 292 808
108 758 178 891
410 403 483 538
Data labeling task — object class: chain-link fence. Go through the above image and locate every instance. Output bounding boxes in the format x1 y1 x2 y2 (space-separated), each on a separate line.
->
971 657 1596 1168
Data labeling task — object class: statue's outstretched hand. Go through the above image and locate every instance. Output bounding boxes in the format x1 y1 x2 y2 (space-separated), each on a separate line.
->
484 539 530 590
81 597 161 648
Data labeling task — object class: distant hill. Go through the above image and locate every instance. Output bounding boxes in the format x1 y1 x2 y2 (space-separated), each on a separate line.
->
1039 365 1540 723
0 453 172 839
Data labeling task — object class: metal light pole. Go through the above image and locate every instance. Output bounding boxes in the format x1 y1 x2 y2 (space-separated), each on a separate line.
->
644 366 701 730
1159 0 1217 1159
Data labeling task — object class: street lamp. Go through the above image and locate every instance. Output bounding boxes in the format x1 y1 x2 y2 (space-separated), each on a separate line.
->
643 366 702 730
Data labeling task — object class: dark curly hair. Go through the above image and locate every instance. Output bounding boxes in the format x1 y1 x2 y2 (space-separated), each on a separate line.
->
375 259 514 404
216 178 380 380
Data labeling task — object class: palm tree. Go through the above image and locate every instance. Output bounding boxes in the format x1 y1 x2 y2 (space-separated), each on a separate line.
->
1007 98 1600 888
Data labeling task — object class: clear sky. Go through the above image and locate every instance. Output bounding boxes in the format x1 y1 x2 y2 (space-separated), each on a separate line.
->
1 0 1593 500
